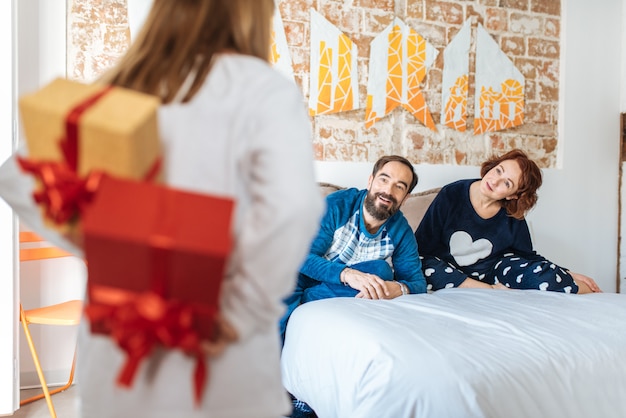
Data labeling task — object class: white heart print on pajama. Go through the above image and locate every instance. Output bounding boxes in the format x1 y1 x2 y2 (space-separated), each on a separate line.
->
449 231 493 267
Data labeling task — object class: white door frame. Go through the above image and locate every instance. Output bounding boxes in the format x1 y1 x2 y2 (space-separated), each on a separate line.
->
0 0 18 414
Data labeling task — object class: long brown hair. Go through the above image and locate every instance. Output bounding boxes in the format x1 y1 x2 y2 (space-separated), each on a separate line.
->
480 149 542 219
101 0 275 103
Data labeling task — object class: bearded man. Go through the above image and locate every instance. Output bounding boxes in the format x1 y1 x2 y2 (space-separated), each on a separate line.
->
279 155 427 344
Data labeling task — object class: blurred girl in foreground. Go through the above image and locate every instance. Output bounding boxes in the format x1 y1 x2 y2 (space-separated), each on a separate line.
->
77 1 323 417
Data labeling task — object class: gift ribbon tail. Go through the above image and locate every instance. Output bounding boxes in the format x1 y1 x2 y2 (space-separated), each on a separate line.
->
117 355 143 388
143 157 162 182
16 156 34 172
193 356 207 407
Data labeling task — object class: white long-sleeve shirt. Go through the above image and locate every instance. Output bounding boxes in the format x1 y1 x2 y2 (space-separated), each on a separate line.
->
72 54 323 418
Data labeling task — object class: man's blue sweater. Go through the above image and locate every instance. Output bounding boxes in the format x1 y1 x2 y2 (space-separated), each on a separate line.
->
300 188 426 294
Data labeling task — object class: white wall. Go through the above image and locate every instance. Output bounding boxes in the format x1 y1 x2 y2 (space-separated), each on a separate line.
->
13 0 86 397
16 0 85 391
530 0 621 293
128 0 153 39
622 0 626 113
316 0 623 293
0 0 18 415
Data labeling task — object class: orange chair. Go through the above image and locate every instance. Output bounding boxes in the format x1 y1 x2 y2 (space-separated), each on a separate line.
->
19 230 83 418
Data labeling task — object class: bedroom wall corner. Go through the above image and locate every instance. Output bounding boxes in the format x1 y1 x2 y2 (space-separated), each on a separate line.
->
528 0 621 293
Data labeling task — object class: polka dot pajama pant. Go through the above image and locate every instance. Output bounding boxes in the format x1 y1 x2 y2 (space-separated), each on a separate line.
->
488 253 579 293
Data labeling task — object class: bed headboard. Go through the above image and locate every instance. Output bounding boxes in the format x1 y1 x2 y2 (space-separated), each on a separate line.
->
318 182 440 232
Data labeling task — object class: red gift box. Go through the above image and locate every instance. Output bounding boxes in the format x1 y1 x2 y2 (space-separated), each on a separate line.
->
81 174 234 405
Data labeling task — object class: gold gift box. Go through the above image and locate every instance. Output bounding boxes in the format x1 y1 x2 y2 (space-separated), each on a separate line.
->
19 77 162 179
18 77 162 234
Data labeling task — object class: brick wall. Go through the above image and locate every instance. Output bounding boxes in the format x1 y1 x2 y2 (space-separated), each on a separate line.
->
66 0 561 167
281 0 561 167
67 0 130 85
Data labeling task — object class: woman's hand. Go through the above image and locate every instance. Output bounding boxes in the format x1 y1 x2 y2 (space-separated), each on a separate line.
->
201 313 238 357
63 228 84 250
570 271 602 294
459 277 509 290
491 283 510 290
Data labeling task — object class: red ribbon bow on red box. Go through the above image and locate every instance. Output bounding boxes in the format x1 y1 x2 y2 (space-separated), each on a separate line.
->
16 158 104 224
85 289 208 405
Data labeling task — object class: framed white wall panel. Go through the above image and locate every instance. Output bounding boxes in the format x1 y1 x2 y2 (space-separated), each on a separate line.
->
16 0 80 391
0 0 17 414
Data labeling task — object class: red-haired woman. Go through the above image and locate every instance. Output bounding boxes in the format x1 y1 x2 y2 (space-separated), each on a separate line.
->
415 149 600 294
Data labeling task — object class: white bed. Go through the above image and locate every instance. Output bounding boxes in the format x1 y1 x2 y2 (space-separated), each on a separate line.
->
281 289 626 418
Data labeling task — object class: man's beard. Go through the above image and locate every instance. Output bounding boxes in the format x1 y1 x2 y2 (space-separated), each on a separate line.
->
364 191 400 221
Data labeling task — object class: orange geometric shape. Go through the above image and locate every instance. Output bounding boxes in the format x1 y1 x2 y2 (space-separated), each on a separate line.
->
474 79 524 134
314 41 333 115
403 31 436 130
385 25 404 115
332 33 355 113
443 74 469 132
365 24 436 130
365 94 378 128
473 23 525 134
309 9 359 116
366 21 437 130
270 30 280 65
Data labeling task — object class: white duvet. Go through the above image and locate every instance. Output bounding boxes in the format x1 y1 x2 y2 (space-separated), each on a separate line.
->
281 289 626 418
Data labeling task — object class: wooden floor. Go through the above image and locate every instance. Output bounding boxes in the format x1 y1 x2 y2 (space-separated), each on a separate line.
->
11 386 78 418
10 385 295 417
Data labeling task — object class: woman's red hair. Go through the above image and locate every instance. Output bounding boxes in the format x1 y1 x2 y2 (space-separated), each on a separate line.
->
480 149 542 219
